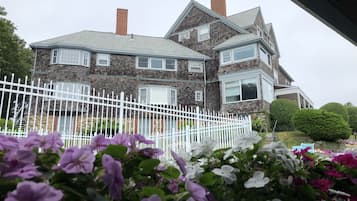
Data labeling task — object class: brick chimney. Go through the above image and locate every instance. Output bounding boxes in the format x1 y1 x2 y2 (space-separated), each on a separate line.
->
211 0 226 16
116 8 128 35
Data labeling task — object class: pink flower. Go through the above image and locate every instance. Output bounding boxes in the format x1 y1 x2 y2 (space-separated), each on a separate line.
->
311 179 333 192
5 181 63 201
90 135 109 151
20 132 63 152
2 150 41 179
0 134 19 151
332 153 357 168
325 166 344 178
102 154 124 200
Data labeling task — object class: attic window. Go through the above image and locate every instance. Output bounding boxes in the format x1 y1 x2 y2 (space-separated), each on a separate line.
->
96 53 110 66
197 25 210 42
178 31 190 42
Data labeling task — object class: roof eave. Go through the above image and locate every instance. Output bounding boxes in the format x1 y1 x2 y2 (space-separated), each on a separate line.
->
213 38 275 54
279 65 294 82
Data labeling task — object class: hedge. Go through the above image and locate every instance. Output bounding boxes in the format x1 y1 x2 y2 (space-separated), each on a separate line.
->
347 106 357 132
320 102 349 122
270 99 299 131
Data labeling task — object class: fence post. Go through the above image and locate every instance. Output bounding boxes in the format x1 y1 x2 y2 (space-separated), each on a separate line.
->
248 115 252 133
185 127 191 152
118 92 124 133
172 128 176 152
195 106 200 143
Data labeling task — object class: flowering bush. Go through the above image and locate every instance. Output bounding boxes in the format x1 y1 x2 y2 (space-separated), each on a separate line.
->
0 131 356 201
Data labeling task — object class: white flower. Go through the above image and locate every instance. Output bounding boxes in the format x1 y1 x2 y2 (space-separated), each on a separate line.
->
244 171 270 188
233 131 262 151
212 165 237 184
328 189 351 197
191 138 216 157
186 163 204 179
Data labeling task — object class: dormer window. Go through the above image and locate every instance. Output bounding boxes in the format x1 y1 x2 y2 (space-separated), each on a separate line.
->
51 48 90 67
178 31 190 42
197 25 210 42
96 53 110 66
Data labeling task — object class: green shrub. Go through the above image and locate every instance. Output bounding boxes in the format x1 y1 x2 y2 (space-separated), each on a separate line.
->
347 106 357 132
320 102 349 122
270 99 299 131
252 114 270 133
293 109 351 141
0 118 14 130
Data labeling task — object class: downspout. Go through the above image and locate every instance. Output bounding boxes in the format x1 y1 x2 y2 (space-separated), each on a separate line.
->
203 58 207 110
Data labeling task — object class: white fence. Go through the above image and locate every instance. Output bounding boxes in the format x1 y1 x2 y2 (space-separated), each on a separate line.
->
0 75 252 156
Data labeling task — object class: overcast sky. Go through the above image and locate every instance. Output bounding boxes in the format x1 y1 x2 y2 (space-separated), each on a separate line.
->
1 0 357 108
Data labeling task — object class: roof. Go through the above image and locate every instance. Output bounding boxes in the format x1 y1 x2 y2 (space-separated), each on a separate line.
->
265 23 272 32
165 0 248 38
279 65 294 82
265 23 280 56
213 33 275 54
30 31 210 60
227 7 260 28
292 0 357 46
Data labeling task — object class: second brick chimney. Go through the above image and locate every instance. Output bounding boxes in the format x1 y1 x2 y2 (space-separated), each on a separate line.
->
116 8 128 35
211 0 226 16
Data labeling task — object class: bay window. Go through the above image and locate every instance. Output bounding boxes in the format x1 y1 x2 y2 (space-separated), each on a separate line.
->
51 48 90 67
138 86 177 106
220 44 257 65
224 78 258 103
136 56 177 71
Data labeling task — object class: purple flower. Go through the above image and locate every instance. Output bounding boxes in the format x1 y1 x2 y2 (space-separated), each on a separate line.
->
20 132 63 152
134 134 154 145
42 132 63 152
2 150 41 179
171 151 187 175
0 134 19 151
90 135 109 151
111 133 131 147
102 154 124 200
5 181 63 201
186 180 208 201
54 147 94 174
167 179 179 193
142 195 162 201
140 148 164 159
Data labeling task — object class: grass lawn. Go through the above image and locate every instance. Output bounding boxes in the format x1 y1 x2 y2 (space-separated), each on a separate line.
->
266 131 356 152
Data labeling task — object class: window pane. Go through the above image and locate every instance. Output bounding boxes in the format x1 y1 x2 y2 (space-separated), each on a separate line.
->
54 82 90 100
151 58 163 69
259 48 270 66
189 61 203 72
61 49 81 65
150 87 168 104
166 59 176 70
222 50 231 63
225 81 240 103
262 79 274 103
170 89 176 105
233 46 255 61
82 51 89 66
97 53 110 66
58 116 74 135
52 50 58 64
139 88 147 104
138 57 149 68
242 79 257 100
198 25 210 41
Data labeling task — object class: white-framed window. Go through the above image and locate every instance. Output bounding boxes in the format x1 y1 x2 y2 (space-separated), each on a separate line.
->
138 86 177 106
51 48 90 67
197 24 210 42
262 79 274 103
178 31 190 42
223 78 258 103
259 47 272 67
220 44 257 65
96 53 110 66
50 82 90 100
195 91 203 102
188 61 204 73
136 56 177 71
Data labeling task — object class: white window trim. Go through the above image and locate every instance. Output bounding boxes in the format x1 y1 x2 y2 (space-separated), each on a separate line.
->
195 91 203 102
222 77 259 104
197 24 210 42
136 57 177 71
96 53 111 66
188 61 204 73
138 85 177 106
178 30 190 42
220 44 257 66
50 48 91 67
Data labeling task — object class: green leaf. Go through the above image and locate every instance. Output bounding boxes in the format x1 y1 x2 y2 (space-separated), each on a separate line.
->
139 159 160 175
160 166 180 179
139 187 166 201
199 172 217 186
0 178 18 197
36 152 60 170
102 145 127 160
86 188 110 201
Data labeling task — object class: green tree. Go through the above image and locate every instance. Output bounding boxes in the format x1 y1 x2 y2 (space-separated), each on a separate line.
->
0 6 33 80
347 106 357 133
320 102 349 122
270 99 299 131
0 6 33 118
